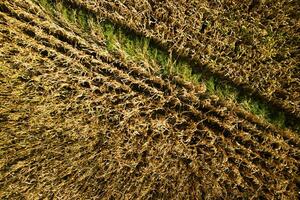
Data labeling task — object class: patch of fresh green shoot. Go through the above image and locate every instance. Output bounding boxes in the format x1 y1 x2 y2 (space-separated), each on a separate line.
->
54 1 73 22
102 23 118 52
77 10 89 31
37 0 55 13
206 77 216 93
241 99 269 120
215 83 238 101
173 60 200 84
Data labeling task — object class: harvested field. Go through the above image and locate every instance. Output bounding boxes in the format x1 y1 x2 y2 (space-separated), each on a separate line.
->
66 0 300 120
0 0 300 199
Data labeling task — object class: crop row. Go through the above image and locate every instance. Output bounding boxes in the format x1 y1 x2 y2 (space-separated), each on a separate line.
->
63 0 300 120
0 0 299 199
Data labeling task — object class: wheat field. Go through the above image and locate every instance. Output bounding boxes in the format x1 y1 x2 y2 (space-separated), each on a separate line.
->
0 0 299 199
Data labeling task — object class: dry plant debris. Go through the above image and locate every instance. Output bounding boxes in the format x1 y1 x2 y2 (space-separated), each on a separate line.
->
67 0 300 120
0 0 300 199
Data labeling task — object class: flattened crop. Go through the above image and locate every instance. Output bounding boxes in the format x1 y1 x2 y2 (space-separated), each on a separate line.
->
0 0 299 199
67 0 300 120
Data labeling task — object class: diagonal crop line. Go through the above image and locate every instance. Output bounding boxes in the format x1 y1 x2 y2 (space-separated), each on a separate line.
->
1 0 299 198
30 0 300 133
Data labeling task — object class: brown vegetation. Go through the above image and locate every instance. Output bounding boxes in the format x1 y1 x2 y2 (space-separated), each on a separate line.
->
0 0 299 199
66 0 300 119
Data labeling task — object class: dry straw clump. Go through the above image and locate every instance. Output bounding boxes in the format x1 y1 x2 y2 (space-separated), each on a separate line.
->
0 0 300 199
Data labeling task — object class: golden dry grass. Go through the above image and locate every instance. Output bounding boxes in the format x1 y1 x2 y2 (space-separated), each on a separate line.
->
67 0 300 120
0 0 300 199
